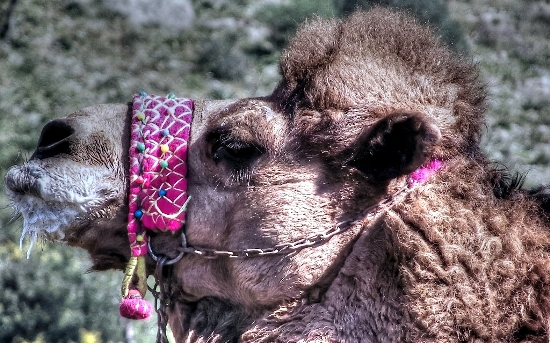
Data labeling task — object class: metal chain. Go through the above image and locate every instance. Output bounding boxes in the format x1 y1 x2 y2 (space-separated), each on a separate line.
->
172 184 411 259
176 220 354 259
150 256 172 343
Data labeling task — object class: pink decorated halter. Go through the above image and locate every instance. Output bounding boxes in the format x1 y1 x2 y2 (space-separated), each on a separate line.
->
120 91 193 320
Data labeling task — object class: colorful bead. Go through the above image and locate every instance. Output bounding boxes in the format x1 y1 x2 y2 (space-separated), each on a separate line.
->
160 144 169 153
136 234 144 242
136 176 145 184
134 210 143 219
136 112 145 121
137 142 145 152
161 129 169 137
167 93 176 99
139 91 148 97
158 189 167 197
160 160 168 168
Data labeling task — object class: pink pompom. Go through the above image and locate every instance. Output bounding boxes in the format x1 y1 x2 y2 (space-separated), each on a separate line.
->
408 160 443 187
119 290 153 320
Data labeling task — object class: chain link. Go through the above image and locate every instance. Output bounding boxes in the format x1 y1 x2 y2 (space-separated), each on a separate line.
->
149 256 172 343
173 184 411 259
176 221 352 258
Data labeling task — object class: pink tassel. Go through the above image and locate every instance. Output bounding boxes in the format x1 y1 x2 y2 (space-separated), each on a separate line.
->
408 160 443 187
119 289 153 320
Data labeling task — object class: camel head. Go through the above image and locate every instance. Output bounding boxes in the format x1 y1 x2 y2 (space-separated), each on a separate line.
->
5 89 441 299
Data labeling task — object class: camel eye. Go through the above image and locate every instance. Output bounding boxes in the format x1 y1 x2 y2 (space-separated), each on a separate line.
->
214 140 260 163
207 130 265 169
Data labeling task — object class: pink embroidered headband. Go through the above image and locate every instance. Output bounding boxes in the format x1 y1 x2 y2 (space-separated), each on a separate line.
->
120 91 193 320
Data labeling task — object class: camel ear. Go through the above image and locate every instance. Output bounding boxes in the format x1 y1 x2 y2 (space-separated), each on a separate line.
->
346 112 441 181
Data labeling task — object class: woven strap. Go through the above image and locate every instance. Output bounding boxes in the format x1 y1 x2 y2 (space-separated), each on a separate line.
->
127 92 193 257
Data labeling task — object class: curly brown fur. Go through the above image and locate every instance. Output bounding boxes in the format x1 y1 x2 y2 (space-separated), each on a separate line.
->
489 164 526 199
392 160 550 341
168 298 252 343
273 8 486 160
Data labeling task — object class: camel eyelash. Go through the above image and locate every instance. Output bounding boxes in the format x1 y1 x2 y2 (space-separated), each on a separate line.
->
207 129 266 177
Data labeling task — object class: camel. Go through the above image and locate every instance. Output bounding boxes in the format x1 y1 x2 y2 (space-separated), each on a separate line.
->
5 8 550 342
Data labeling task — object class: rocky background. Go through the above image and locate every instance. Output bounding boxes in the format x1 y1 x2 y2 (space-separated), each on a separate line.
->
0 0 549 342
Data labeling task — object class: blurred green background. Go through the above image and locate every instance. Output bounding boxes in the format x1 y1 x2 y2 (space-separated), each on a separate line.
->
1 0 549 342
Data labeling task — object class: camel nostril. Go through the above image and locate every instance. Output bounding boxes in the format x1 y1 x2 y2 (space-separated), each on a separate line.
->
32 120 75 159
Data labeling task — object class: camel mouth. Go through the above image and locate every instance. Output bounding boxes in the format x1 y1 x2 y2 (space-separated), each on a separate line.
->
5 163 109 256
5 165 42 198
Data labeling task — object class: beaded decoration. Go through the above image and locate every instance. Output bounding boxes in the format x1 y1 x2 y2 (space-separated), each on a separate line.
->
120 91 193 320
